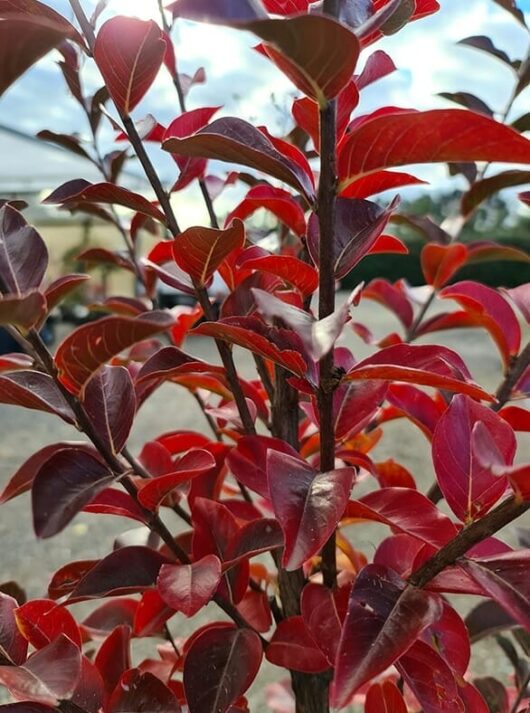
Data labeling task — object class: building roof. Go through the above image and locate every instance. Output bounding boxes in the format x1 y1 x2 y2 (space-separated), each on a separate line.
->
0 123 146 195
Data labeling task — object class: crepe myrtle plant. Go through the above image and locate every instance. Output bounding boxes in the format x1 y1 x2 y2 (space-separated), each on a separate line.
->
3 0 530 711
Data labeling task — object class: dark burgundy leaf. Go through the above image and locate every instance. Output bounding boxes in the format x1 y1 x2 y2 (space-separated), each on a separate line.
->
267 450 354 570
226 518 284 566
465 600 516 642
108 669 181 713
94 17 166 115
0 371 75 423
227 435 299 498
266 616 329 673
307 197 399 279
457 35 515 68
55 311 174 394
81 599 139 638
0 635 81 706
157 555 222 616
0 205 47 295
183 626 262 713
473 678 509 713
492 0 527 27
71 656 105 713
364 681 407 713
462 170 530 216
332 565 442 707
94 626 131 700
83 366 136 455
32 448 114 538
438 91 493 116
301 583 342 665
44 274 90 312
36 130 93 160
0 292 46 329
433 394 515 522
44 180 167 224
68 547 172 602
163 118 315 200
0 592 28 665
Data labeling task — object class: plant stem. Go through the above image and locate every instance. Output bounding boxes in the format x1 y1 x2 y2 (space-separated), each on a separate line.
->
494 341 530 410
317 98 339 591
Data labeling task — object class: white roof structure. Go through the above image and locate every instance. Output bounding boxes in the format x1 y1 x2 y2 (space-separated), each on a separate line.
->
0 123 146 196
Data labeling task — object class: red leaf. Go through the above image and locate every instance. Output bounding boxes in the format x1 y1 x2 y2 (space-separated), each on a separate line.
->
0 15 76 98
157 555 222 617
301 583 342 665
356 50 397 90
346 343 493 401
364 681 407 713
422 601 470 676
68 547 172 602
172 220 245 287
133 589 172 637
0 635 81 706
83 488 146 524
0 371 75 424
307 197 399 279
44 274 89 312
262 0 308 13
440 280 521 367
239 255 317 298
183 626 262 713
467 240 530 265
267 450 354 570
83 366 136 455
55 311 174 394
47 560 99 600
499 405 530 432
225 186 306 237
345 488 457 547
108 669 181 713
71 656 105 713
421 243 468 288
334 379 388 440
32 448 114 539
94 625 131 700
0 292 47 330
81 599 139 639
332 565 442 707
432 394 516 522
14 599 81 650
385 383 446 438
362 279 414 329
503 283 530 323
0 205 48 294
226 518 284 567
338 109 530 191
162 117 315 200
192 317 307 377
237 590 272 633
44 179 167 224
340 169 426 198
0 592 28 665
94 17 165 115
226 435 299 498
266 616 329 673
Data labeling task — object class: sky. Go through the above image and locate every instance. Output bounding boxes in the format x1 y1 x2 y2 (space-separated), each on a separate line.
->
1 0 530 224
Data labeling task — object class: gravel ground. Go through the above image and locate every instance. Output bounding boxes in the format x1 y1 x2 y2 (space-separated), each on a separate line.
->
0 296 528 710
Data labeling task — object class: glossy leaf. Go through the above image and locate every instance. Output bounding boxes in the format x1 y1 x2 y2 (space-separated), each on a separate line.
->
340 169 426 198
163 117 315 200
266 616 329 673
157 555 222 617
108 669 181 713
172 221 245 287
183 626 262 713
332 565 442 707
83 366 136 455
362 278 414 329
32 449 114 538
55 311 174 394
440 281 521 367
0 635 81 706
94 625 131 700
267 450 354 570
421 243 468 288
0 593 28 665
14 599 81 651
44 274 90 312
0 371 74 424
364 681 407 713
239 255 317 298
345 343 493 401
301 583 342 666
0 205 48 294
0 292 46 330
345 488 457 547
338 109 530 191
226 435 299 498
432 394 516 522
356 49 397 89
225 186 306 237
81 599 139 638
44 180 167 224
307 197 399 279
68 547 172 602
94 17 165 115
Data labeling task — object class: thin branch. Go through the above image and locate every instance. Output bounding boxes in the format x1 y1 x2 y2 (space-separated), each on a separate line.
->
494 341 530 411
